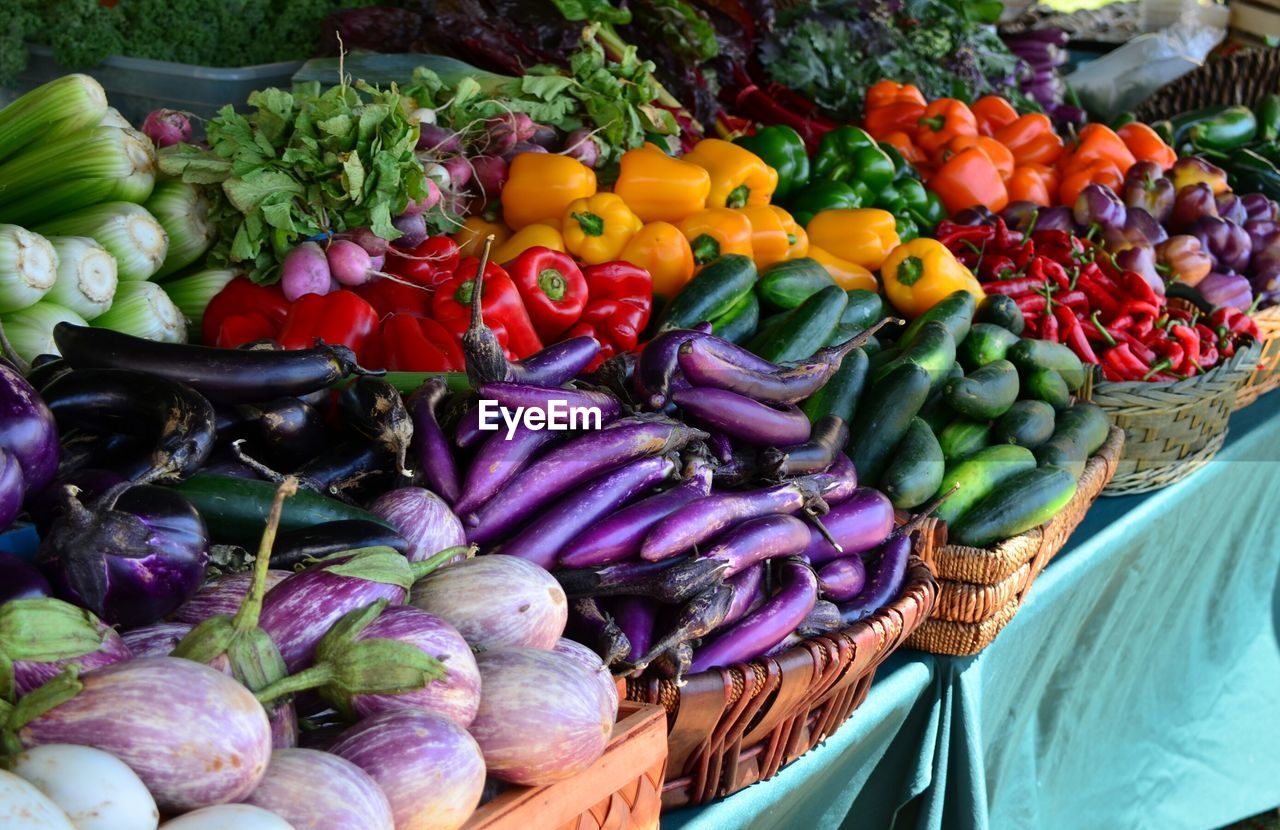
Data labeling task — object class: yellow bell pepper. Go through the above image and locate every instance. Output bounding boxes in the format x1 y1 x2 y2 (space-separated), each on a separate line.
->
677 208 754 267
454 216 512 259
805 209 900 272
620 222 696 299
561 193 643 265
738 205 809 268
613 145 711 224
493 223 565 264
807 246 878 292
881 238 985 319
772 206 810 261
501 153 597 230
682 138 779 209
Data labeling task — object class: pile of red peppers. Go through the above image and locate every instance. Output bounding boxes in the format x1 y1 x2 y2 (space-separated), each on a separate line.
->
938 219 1259 382
201 240 652 372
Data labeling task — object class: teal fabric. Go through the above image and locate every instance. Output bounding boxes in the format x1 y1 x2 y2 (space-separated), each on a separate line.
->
670 393 1280 830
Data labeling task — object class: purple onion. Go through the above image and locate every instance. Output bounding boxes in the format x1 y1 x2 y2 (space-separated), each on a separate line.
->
120 620 192 658
244 748 395 830
171 569 292 625
409 555 567 650
368 487 465 563
0 551 50 602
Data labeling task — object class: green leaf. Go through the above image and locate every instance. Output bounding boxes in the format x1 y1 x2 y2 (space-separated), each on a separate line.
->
549 0 632 24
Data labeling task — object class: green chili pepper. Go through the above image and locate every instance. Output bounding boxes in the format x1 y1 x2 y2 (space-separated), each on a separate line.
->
1110 112 1137 130
1187 106 1256 151
1258 94 1280 143
812 126 896 194
734 125 811 201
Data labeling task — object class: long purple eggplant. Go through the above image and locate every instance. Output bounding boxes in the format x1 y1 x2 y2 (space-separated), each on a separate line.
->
689 559 819 673
801 488 896 565
509 336 600 385
694 334 784 373
408 378 460 504
559 459 713 567
454 422 561 515
630 582 734 673
121 620 192 658
807 452 858 505
477 383 621 427
836 505 935 624
500 454 676 569
635 324 712 409
706 431 734 463
3 598 131 696
171 569 292 625
555 555 728 604
0 360 58 495
703 514 811 577
641 478 827 561
16 656 272 812
243 748 395 830
340 376 414 479
672 387 811 446
612 596 658 662
818 557 866 602
678 333 871 404
761 416 850 477
797 600 843 638
722 564 765 627
567 596 631 666
464 418 704 547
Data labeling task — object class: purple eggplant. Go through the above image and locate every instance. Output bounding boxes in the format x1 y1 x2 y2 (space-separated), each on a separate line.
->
464 418 704 546
3 598 131 696
121 620 192 658
0 551 51 602
678 332 875 405
612 596 657 662
172 569 292 625
706 431 734 462
629 582 734 673
1073 184 1126 231
1122 161 1175 223
796 599 844 638
499 454 676 569
802 487 895 565
1032 205 1077 233
510 337 601 386
721 564 765 626
817 557 866 602
1171 183 1219 233
1216 192 1249 226
838 508 933 623
807 451 859 505
39 484 209 628
671 388 810 447
244 748 395 830
641 478 827 562
477 382 621 428
688 559 819 673
555 555 729 604
454 423 561 516
1197 271 1253 310
369 487 465 563
408 378 459 504
1190 216 1253 273
16 656 271 812
410 554 567 650
331 709 486 830
694 334 785 373
27 469 127 536
635 324 713 408
229 396 329 472
0 360 58 494
340 376 414 479
703 514 811 577
0 448 24 528
268 520 407 571
567 595 631 666
762 416 849 477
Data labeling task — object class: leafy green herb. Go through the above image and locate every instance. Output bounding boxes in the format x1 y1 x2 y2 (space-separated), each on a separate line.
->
548 0 633 25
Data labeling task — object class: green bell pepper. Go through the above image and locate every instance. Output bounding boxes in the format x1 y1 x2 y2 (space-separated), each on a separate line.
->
1110 112 1137 130
879 141 915 182
1151 120 1175 145
812 127 896 194
874 182 907 215
897 179 946 229
734 125 810 201
1258 94 1280 143
895 215 920 243
1187 106 1256 152
787 180 871 227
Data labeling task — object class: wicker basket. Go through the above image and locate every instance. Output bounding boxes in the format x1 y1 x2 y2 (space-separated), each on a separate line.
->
1081 340 1260 495
464 701 667 830
1234 306 1280 409
907 426 1124 657
1134 47 1280 123
625 530 938 810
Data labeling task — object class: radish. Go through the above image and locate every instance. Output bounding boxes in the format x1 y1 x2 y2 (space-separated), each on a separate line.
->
391 213 428 249
400 180 442 217
142 109 192 148
486 113 535 155
280 242 331 302
417 125 462 154
529 123 559 149
440 156 472 190
326 240 380 287
502 142 548 163
563 128 601 169
343 227 391 256
470 156 508 201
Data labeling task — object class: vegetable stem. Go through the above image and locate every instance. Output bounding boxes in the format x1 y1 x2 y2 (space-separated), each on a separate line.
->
232 477 298 634
253 662 336 705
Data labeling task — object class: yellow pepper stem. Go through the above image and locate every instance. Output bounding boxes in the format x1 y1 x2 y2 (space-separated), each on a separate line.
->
690 234 722 265
726 184 750 209
571 211 605 237
897 256 925 286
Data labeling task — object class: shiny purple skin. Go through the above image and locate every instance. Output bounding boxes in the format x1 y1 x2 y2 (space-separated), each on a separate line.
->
12 616 131 696
478 383 621 424
818 556 866 602
838 530 911 624
1073 183 1126 231
1114 248 1164 296
802 488 896 565
694 334 781 374
1245 219 1280 254
410 554 567 650
1031 205 1077 233
18 656 271 813
1251 268 1280 307
1000 201 1041 233
1253 232 1280 275
244 748 395 830
470 648 613 786
1122 161 1175 224
1197 272 1254 310
0 551 51 602
689 560 819 674
259 555 409 672
671 388 810 447
330 709 485 830
641 480 820 562
703 514 811 577
1117 207 1168 248
369 487 465 564
1216 192 1249 226
1241 193 1279 225
26 469 127 536
409 380 459 504
1190 216 1253 273
350 605 481 727
0 361 58 495
0 448 22 528
807 452 858 505
951 206 998 226
454 424 559 516
1170 183 1219 233
612 596 657 661
552 637 619 721
171 570 291 625
677 338 835 405
120 620 191 657
637 327 712 409
721 564 765 627
509 336 601 386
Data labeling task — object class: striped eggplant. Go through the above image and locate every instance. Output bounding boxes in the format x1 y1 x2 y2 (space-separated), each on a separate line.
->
330 709 486 830
158 805 295 829
409 554 566 650
171 570 292 625
2 598 131 697
16 657 272 813
368 487 465 564
243 748 395 830
121 621 193 657
552 637 619 722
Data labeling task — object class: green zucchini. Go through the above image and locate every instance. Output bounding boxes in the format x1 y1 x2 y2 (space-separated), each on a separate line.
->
1021 366 1070 410
710 288 760 344
937 418 992 463
943 359 1019 420
933 444 1037 527
849 361 931 487
748 284 847 362
993 400 1056 449
802 348 869 424
756 257 834 310
974 294 1024 334
657 254 756 331
1007 339 1087 391
950 467 1078 547
880 417 945 509
1035 402 1110 478
960 323 1020 368
899 289 977 347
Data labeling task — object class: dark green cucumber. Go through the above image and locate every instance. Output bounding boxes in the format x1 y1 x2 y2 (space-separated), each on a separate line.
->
1035 401 1110 478
899 290 977 347
803 347 869 424
938 418 991 463
873 321 957 390
933 444 1037 526
974 294 1025 334
657 254 757 331
943 359 1019 420
868 345 902 374
1021 366 1070 410
1007 339 1086 391
710 289 760 344
841 289 885 331
171 474 393 548
993 400 1056 449
747 284 847 362
950 467 1078 547
756 257 834 310
960 323 1021 368
880 417 945 509
849 361 931 487
916 363 964 433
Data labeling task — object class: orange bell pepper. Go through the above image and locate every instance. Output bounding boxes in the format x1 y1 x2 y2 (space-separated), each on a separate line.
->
1059 160 1125 207
1006 165 1060 207
677 208 754 267
738 205 808 268
971 96 1020 137
865 102 926 142
807 246 879 292
915 99 979 158
865 80 926 111
1116 122 1177 170
995 114 1064 167
501 153 597 230
928 147 1009 214
620 221 695 300
945 135 1015 181
1064 124 1136 176
454 215 512 259
882 131 927 166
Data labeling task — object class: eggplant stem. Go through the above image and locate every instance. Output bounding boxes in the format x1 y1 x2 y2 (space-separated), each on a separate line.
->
903 484 959 536
233 477 298 633
253 662 336 704
0 320 29 374
804 508 844 554
229 439 293 487
408 544 474 582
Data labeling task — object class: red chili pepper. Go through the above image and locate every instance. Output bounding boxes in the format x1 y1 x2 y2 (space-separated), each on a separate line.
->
1230 314 1259 338
504 246 589 341
1131 316 1155 339
984 276 1044 296
565 261 654 369
1054 305 1099 364
1210 307 1240 330
1041 309 1060 342
277 290 380 361
1106 342 1150 380
354 279 433 318
1055 290 1089 312
1119 300 1161 319
1151 339 1184 374
1113 332 1157 365
1016 294 1049 313
1039 258 1070 289
432 258 544 359
379 313 465 371
1080 314 1115 346
980 254 1019 281
936 221 996 249
202 277 290 346
385 236 461 287
1169 324 1200 375
1119 271 1158 305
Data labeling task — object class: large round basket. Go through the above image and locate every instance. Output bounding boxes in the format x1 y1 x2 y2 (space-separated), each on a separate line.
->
1134 47 1280 122
1234 306 1280 409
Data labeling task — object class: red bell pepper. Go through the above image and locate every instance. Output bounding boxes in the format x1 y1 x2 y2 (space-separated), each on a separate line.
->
201 277 290 347
505 246 588 341
565 261 653 369
431 257 544 358
379 313 466 371
385 236 461 287
354 278 433 318
277 290 379 361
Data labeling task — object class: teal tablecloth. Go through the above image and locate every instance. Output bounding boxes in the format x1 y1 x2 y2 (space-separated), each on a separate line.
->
670 393 1280 830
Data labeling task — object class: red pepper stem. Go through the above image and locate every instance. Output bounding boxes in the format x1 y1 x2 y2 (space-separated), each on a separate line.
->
538 268 568 302
1092 311 1116 346
1141 359 1173 381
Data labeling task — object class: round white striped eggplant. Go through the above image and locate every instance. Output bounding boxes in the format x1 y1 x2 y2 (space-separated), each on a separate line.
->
120 621 192 658
409 555 566 651
243 748 394 830
6 600 132 697
10 744 159 830
0 769 75 830
171 570 292 625
551 637 618 722
159 805 294 829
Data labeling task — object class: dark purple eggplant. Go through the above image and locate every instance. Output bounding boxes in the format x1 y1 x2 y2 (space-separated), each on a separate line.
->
721 564 764 627
2 597 131 696
555 555 729 604
581 351 637 402
806 452 859 505
761 416 849 477
499 454 676 569
232 397 329 470
0 550 51 602
269 520 408 569
462 244 514 387
567 596 631 666
688 559 818 673
635 325 712 409
559 458 712 567
612 596 657 662
703 514 812 577
464 418 705 547
672 387 810 447
802 488 895 565
709 449 763 486
641 478 827 562
629 582 734 673
454 424 560 515
795 600 843 638
339 376 414 479
817 556 866 602
838 503 937 623
0 359 59 494
706 432 733 463
508 336 600 386
408 378 460 504
40 369 215 483
0 448 22 528
53 430 145 480
287 441 398 502
650 641 693 679
52 322 370 404
23 357 70 392
38 483 209 628
693 334 781 373
26 468 126 535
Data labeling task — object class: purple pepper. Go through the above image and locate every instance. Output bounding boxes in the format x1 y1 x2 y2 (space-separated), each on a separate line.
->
1073 184 1126 231
1032 205 1077 233
1241 193 1279 225
1197 272 1253 310
1215 192 1249 226
1122 161 1175 224
1190 216 1253 273
1170 183 1219 233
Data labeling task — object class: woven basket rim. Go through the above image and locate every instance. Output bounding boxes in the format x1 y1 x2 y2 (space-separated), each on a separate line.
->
1133 47 1280 122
